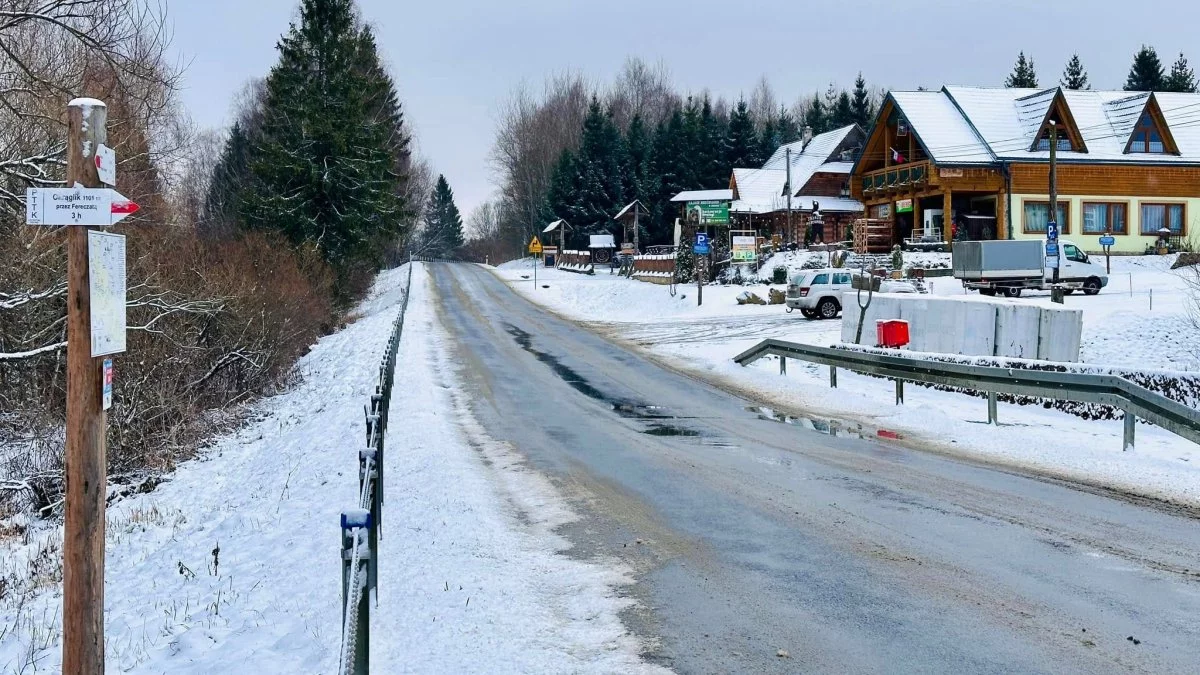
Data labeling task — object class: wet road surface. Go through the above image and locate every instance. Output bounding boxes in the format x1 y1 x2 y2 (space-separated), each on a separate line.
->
428 262 1200 674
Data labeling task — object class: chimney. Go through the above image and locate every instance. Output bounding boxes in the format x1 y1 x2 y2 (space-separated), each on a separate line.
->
802 126 814 148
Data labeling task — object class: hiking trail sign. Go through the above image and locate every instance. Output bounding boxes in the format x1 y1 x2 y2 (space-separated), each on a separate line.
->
25 186 139 226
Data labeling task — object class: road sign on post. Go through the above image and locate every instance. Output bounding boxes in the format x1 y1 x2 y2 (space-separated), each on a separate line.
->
528 236 542 254
95 143 116 186
693 232 710 255
25 186 139 226
1100 234 1115 273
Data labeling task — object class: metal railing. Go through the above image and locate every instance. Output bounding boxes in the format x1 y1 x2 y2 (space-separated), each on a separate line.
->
734 339 1200 452
337 263 412 675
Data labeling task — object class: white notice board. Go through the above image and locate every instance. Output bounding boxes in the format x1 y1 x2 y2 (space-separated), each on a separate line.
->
88 231 126 357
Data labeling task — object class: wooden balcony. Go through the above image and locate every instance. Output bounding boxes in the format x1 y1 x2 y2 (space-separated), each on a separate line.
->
860 160 931 196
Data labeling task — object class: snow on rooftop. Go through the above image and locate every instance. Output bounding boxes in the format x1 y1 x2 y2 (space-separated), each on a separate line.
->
670 189 732 202
891 89 993 165
816 161 855 174
794 195 863 212
900 85 1200 164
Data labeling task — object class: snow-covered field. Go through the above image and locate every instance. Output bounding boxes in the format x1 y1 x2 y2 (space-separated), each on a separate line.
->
493 254 1200 506
0 263 660 674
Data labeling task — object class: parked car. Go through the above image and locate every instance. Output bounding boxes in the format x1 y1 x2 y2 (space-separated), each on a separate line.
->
786 269 918 320
785 268 852 319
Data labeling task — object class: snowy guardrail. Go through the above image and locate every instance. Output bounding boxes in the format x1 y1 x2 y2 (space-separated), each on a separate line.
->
734 338 1200 453
336 263 412 675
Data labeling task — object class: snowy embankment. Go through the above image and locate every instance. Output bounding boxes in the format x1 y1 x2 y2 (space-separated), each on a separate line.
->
492 257 1200 507
1 263 660 674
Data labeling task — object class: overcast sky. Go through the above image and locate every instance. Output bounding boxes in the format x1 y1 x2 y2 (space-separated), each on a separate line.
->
169 0 1200 217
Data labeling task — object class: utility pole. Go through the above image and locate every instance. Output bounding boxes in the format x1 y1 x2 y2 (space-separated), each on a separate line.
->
64 97 108 675
785 147 793 245
633 201 640 254
1049 121 1064 304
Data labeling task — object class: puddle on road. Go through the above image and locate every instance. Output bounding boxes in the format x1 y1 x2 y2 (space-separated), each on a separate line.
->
642 425 700 437
504 322 702 438
504 324 608 401
747 406 865 439
503 323 869 447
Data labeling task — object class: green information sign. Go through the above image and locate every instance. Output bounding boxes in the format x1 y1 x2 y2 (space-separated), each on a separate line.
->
687 200 730 225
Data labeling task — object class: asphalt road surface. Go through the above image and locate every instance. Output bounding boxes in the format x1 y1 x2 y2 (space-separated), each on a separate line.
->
428 262 1200 675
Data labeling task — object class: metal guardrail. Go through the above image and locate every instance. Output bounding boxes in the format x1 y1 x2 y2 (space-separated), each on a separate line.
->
337 263 412 675
734 339 1200 452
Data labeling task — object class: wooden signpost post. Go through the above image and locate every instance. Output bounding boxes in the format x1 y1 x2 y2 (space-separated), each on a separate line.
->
65 98 109 675
23 98 140 675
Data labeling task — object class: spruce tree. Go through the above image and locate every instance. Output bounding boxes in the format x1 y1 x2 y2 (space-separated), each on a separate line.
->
802 93 825 137
1165 52 1198 93
544 148 580 226
572 98 625 239
726 99 760 168
1061 53 1090 90
850 73 874 128
204 122 252 235
1005 51 1039 88
832 91 854 129
822 83 838 129
757 114 779 164
242 0 406 298
778 104 801 143
698 96 729 188
1125 45 1165 91
623 115 654 203
621 115 656 244
651 112 686 244
422 175 464 257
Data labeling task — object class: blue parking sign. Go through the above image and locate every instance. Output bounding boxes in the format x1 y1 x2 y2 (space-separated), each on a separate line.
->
693 232 710 255
1047 221 1059 242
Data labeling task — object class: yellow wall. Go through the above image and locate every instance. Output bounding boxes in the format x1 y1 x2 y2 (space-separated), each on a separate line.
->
1008 193 1200 253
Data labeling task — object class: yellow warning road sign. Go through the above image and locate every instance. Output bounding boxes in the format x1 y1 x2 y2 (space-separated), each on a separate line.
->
528 236 543 254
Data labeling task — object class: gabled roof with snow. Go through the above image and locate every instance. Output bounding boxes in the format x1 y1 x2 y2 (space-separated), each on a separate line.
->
730 126 863 214
888 90 993 165
613 200 647 220
762 125 859 171
730 168 788 214
670 189 733 202
889 85 1200 165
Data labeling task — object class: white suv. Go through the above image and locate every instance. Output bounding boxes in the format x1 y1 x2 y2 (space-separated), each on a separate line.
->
785 268 852 319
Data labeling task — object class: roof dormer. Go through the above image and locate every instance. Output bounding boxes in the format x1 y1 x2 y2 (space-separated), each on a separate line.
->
1125 93 1179 155
1029 88 1087 153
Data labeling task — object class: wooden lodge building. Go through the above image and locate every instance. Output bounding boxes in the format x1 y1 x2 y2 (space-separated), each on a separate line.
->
851 86 1200 253
727 125 866 245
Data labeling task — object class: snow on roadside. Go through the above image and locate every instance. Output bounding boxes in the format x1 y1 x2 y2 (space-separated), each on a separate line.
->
1 262 661 674
489 259 1200 507
373 265 663 673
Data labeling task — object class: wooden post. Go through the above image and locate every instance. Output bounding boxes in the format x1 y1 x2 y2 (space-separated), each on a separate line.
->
996 190 1008 240
64 97 108 675
943 190 953 245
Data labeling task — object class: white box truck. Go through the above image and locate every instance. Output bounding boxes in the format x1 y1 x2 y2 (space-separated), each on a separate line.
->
952 239 1108 297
